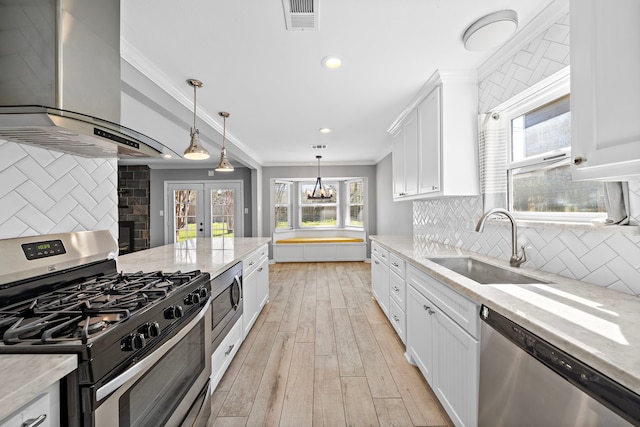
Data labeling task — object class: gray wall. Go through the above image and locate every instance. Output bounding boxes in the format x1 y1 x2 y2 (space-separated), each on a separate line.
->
262 164 377 257
375 153 413 236
149 167 253 247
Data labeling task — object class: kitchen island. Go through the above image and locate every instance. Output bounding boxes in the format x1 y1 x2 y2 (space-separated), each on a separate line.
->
116 237 271 277
371 235 640 396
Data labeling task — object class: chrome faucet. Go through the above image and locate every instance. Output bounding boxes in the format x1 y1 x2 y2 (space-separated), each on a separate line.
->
475 208 527 267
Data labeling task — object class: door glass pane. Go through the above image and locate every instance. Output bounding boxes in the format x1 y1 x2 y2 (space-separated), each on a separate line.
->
211 189 235 238
174 190 198 242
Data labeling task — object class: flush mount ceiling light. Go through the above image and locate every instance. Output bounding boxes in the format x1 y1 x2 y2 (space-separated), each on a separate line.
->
183 79 210 160
215 112 234 172
462 10 518 51
321 56 342 69
319 128 331 134
307 155 334 199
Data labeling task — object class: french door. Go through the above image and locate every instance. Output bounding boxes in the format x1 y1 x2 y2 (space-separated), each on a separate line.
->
166 181 243 244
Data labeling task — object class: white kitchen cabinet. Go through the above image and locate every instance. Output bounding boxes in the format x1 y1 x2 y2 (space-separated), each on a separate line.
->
406 265 479 427
418 85 441 195
242 244 269 338
390 70 478 201
0 381 59 427
392 110 419 198
388 253 407 343
210 317 243 392
570 0 640 181
371 243 390 316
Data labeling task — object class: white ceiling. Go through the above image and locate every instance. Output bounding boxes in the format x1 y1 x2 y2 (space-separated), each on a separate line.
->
120 0 555 168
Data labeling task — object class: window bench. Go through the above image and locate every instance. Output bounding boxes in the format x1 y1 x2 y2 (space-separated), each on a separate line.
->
272 230 366 262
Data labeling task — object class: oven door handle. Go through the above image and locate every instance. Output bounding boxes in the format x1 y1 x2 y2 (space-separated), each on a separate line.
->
232 275 242 310
95 296 211 402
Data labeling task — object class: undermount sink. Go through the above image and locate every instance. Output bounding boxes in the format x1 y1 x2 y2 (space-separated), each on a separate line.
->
427 257 547 285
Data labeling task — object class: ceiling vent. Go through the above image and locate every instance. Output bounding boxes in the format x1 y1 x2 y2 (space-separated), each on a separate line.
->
282 0 318 31
311 144 327 149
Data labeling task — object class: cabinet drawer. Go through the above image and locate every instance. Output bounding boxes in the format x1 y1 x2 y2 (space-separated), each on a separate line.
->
389 270 406 310
211 317 243 391
389 298 406 344
408 266 479 339
371 243 389 265
244 244 268 276
389 253 405 278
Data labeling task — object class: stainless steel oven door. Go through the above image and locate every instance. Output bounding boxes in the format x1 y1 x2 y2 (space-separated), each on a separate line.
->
93 298 212 427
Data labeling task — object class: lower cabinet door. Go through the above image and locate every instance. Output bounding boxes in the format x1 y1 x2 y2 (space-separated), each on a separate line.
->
371 256 389 315
242 268 258 338
432 306 479 427
389 298 406 344
406 285 434 384
211 318 243 391
256 258 269 309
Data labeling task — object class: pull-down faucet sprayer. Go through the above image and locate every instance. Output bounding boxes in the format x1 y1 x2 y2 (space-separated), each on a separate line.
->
475 208 527 267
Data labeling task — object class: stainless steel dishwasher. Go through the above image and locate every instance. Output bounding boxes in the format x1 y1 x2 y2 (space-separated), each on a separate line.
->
478 305 640 427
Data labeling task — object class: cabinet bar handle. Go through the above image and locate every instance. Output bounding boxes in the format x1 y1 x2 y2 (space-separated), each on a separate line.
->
393 315 400 322
393 286 400 292
225 344 235 356
374 260 380 265
23 415 47 427
258 267 263 272
249 261 255 266
392 262 399 267
573 156 587 165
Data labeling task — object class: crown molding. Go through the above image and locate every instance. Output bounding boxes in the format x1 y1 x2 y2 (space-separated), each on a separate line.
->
120 37 263 169
477 0 569 81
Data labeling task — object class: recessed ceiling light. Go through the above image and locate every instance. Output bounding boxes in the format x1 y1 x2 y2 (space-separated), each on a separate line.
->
462 10 518 51
319 128 331 134
161 153 172 159
321 56 342 69
311 144 328 149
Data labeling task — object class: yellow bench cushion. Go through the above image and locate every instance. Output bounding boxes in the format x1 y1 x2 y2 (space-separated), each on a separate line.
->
276 237 364 244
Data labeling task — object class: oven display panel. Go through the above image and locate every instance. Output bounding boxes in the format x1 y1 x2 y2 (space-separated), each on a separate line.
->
21 239 66 260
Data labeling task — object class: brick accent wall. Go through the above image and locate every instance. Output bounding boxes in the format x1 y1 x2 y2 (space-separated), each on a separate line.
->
118 165 150 252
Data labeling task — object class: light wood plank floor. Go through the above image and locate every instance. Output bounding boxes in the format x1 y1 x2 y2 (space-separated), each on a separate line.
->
208 262 453 427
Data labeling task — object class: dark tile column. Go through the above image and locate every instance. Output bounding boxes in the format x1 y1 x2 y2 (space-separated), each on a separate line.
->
118 165 150 252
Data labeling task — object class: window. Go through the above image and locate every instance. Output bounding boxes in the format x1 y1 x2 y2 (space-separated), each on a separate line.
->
346 179 364 228
504 75 606 221
299 182 338 228
274 181 292 230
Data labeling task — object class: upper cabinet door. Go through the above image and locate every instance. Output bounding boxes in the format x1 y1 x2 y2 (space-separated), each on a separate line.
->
418 85 441 194
570 0 640 181
403 110 419 196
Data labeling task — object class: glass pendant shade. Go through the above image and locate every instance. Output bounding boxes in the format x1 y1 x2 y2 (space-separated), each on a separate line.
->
215 112 234 172
184 129 209 160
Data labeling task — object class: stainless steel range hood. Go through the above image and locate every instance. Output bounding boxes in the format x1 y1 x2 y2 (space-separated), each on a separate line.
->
0 0 172 159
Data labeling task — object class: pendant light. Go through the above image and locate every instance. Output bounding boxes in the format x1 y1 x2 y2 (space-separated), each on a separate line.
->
215 111 234 172
307 155 333 199
184 79 210 160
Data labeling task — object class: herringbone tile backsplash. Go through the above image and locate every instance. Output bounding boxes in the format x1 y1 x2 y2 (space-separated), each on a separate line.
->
413 184 640 296
0 140 118 240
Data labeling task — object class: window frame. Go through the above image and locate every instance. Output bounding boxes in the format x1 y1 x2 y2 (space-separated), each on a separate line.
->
501 70 607 223
298 180 340 229
273 180 293 232
345 178 365 229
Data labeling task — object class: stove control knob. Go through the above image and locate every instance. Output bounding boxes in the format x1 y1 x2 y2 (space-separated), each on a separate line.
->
198 287 208 299
164 305 184 319
140 322 161 338
121 333 146 351
185 292 201 305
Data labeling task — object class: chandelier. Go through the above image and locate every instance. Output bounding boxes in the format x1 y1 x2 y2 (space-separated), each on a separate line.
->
307 155 334 199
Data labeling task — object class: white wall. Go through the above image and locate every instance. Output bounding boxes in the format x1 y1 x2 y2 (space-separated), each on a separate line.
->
375 153 412 236
413 12 640 296
0 140 118 239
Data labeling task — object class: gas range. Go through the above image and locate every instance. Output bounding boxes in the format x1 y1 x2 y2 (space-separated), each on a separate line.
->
0 231 212 426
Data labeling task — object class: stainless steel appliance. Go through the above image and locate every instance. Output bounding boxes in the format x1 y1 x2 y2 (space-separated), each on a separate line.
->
0 231 211 427
0 0 173 159
479 305 640 427
210 262 242 352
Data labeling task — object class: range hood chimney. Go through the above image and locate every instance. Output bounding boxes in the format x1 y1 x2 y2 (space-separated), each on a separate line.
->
0 0 171 158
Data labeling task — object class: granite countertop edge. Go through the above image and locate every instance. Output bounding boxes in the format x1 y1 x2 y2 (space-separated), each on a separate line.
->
370 235 640 395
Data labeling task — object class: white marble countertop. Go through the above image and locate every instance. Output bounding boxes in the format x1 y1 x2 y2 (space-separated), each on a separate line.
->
0 354 77 422
370 235 640 394
116 237 271 279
